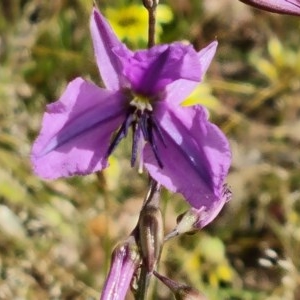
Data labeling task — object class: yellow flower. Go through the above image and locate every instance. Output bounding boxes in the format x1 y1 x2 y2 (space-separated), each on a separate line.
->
105 4 173 47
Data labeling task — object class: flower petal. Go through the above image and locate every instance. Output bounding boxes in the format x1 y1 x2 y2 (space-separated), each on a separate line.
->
90 8 132 90
239 0 300 16
143 102 231 209
164 41 218 106
193 185 232 229
31 77 127 179
197 41 218 79
121 42 201 95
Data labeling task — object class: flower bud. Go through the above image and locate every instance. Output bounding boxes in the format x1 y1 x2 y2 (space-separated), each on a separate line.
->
100 236 141 300
143 0 159 9
154 271 207 300
138 204 164 272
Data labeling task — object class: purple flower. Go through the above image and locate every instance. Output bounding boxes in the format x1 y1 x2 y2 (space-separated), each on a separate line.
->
101 236 140 300
31 8 231 210
239 0 300 15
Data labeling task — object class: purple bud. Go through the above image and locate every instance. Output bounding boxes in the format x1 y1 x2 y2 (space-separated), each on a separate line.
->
100 236 141 300
154 271 208 300
239 0 300 16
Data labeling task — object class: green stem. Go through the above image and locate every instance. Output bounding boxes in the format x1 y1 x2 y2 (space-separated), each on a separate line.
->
136 266 150 300
147 6 156 48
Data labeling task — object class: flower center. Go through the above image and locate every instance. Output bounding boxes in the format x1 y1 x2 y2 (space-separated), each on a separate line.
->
106 95 166 170
130 94 153 112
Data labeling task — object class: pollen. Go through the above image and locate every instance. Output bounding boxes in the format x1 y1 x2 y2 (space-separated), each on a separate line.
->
130 94 153 112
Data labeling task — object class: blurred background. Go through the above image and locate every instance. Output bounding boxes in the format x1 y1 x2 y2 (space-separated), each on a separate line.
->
0 0 300 299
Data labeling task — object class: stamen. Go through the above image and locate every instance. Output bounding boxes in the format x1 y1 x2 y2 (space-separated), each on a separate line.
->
131 121 141 167
138 144 144 174
147 120 164 168
107 104 164 170
140 113 149 141
123 112 134 136
151 117 167 147
106 113 133 157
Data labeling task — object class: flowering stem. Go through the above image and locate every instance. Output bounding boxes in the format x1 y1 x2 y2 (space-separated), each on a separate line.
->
147 7 156 48
136 266 150 300
143 0 158 48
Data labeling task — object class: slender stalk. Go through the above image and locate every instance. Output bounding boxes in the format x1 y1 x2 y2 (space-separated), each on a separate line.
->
147 6 156 48
143 0 158 48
